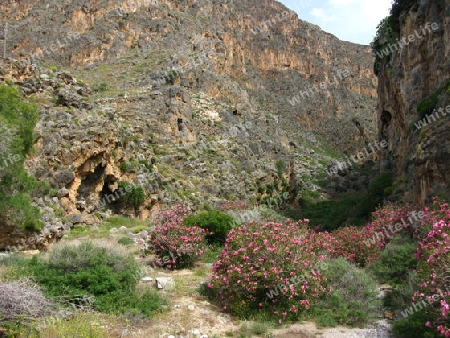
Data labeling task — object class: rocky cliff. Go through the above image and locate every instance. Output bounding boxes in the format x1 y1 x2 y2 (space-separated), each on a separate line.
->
375 0 449 203
0 0 379 246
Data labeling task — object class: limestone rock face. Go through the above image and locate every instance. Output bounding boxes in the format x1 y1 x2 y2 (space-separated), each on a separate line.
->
1 0 380 249
1 0 377 156
376 0 450 203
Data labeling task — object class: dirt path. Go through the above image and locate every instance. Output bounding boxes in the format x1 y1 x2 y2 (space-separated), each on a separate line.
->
127 264 392 338
272 320 392 338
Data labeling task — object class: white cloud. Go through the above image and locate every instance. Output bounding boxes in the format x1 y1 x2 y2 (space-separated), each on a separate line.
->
310 8 326 19
328 0 360 6
305 0 392 44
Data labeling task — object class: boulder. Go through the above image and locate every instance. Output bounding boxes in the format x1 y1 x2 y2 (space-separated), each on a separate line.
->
155 277 175 290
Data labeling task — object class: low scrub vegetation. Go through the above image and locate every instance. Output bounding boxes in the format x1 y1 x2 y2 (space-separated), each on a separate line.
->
27 241 165 317
1 190 449 338
203 198 450 337
0 240 167 336
312 257 380 327
300 171 394 230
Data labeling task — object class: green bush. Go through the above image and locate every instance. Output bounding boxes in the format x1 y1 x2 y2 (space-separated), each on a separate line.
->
311 257 381 327
165 70 179 85
392 309 442 338
0 85 43 231
368 235 417 285
28 241 164 317
183 209 234 244
417 80 450 119
130 225 149 234
138 159 153 171
1 194 43 231
354 171 394 219
383 271 418 315
120 161 132 172
368 171 393 204
0 85 39 155
31 241 138 296
95 288 165 316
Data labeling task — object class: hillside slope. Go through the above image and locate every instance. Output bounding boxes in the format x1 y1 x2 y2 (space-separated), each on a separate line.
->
0 0 379 246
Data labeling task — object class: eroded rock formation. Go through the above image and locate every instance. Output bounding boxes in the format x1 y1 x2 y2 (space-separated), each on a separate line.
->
376 0 449 203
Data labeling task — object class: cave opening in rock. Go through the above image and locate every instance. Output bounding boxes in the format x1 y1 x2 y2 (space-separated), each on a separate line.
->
99 177 124 214
77 163 105 201
177 118 183 131
380 111 392 140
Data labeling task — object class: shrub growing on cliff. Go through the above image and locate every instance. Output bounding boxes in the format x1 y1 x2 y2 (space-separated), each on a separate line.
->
0 84 42 231
0 85 38 155
371 0 417 75
117 181 145 215
389 0 417 32
371 16 396 75
183 209 234 245
417 80 450 119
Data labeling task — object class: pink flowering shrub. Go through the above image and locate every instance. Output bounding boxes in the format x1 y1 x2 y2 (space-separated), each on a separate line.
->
329 226 381 266
323 203 423 267
218 200 248 211
209 219 328 321
144 204 208 269
413 200 450 336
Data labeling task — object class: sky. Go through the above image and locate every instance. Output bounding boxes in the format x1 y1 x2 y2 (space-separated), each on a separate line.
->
278 0 393 45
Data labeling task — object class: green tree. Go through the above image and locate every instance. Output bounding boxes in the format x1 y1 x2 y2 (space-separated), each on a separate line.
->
0 84 42 231
117 181 145 216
